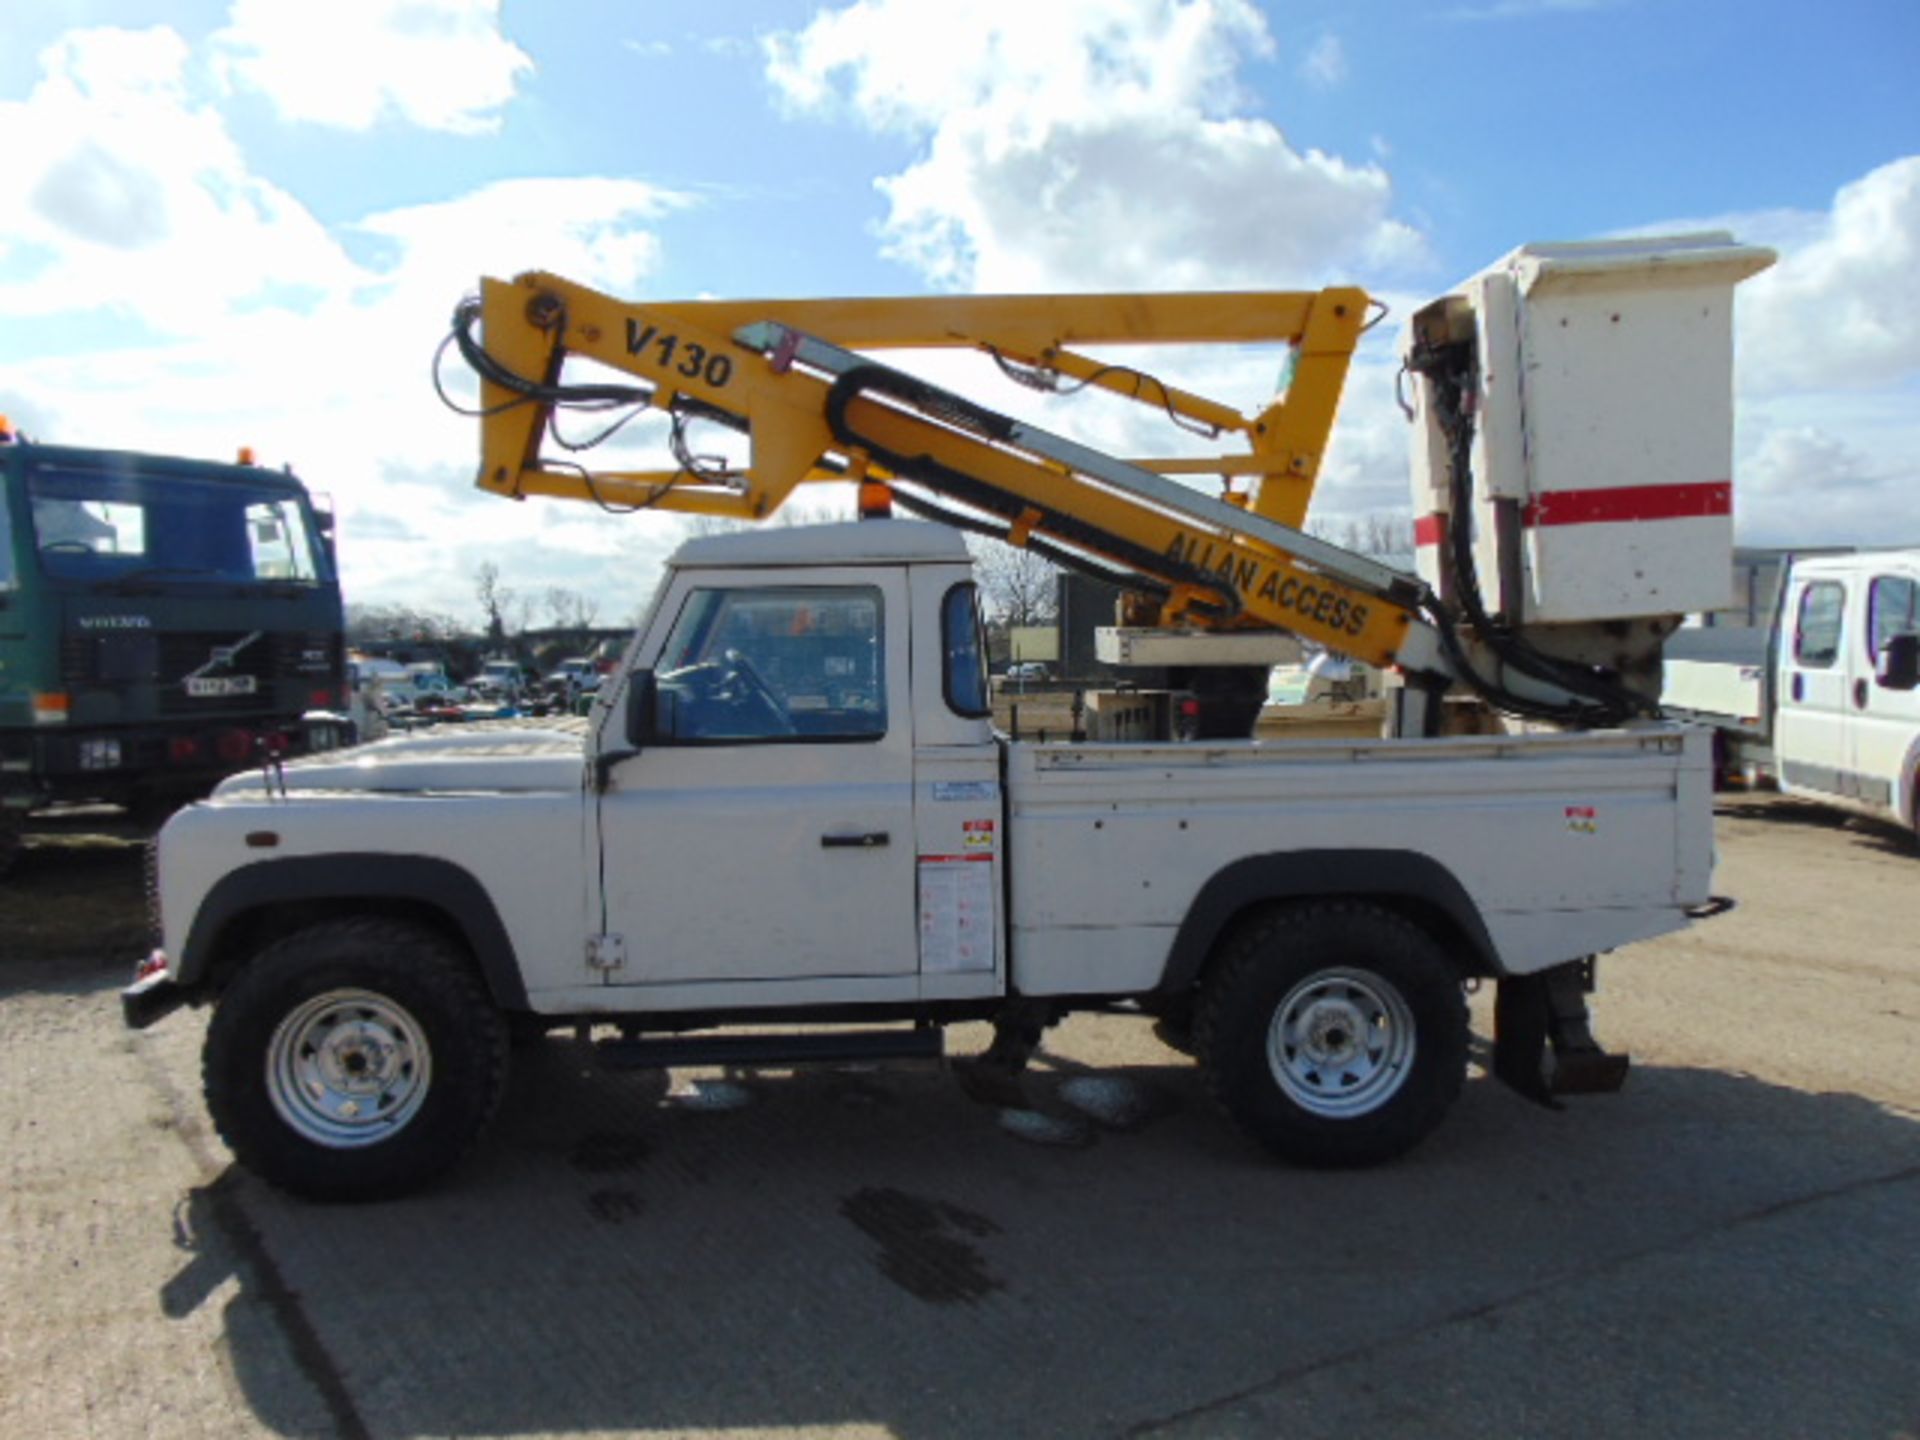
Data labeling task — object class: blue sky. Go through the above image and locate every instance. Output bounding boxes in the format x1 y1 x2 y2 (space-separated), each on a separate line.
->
1 0 1915 622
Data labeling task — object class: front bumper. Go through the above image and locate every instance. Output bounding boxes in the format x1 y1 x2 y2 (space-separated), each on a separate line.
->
122 951 191 1030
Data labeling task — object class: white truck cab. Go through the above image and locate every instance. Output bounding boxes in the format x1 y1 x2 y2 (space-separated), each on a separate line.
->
1773 551 1920 827
1665 547 1920 833
124 520 1723 1202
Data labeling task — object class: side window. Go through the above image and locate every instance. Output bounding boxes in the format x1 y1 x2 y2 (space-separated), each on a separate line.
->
654 585 886 743
0 479 14 591
942 582 990 718
245 500 319 582
1867 576 1920 658
1793 581 1845 668
32 495 146 558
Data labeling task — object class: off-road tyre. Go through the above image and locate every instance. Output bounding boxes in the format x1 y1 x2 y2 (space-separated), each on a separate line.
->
1193 902 1468 1168
203 917 510 1202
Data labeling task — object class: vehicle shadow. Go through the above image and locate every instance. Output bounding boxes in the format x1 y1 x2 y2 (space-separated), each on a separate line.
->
0 839 146 996
1716 792 1918 858
167 1044 1920 1440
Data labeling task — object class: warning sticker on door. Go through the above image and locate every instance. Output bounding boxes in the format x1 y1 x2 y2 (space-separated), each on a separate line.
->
918 855 994 973
1564 805 1598 835
962 818 996 851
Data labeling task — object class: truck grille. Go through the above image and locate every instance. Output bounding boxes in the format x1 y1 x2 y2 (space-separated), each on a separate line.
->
61 627 340 713
155 631 287 715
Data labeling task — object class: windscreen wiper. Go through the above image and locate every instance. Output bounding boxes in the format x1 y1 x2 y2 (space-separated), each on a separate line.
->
96 565 220 594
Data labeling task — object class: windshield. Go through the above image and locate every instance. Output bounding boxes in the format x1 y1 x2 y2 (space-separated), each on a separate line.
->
28 462 328 586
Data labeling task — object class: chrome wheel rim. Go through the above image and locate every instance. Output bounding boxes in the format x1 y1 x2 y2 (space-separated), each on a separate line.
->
1266 967 1415 1118
266 989 432 1148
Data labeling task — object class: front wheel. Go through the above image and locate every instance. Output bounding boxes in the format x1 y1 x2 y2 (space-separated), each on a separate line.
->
203 918 509 1201
1194 903 1468 1168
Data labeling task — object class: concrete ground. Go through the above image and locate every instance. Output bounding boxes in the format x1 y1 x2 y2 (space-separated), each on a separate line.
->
2 791 1916 1439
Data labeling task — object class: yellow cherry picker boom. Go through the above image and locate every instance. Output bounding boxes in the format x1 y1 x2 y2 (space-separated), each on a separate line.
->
445 234 1773 737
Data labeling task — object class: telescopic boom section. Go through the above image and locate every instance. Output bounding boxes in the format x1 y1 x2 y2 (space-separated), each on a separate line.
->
463 270 1445 674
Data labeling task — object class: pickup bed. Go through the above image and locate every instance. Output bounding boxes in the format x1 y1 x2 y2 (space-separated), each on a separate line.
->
126 521 1718 1200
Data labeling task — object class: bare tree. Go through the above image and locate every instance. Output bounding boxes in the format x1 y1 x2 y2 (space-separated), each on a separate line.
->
474 561 515 647
971 537 1058 626
345 602 464 648
1306 510 1415 563
543 586 601 630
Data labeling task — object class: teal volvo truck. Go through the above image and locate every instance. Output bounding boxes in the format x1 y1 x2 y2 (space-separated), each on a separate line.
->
0 430 347 872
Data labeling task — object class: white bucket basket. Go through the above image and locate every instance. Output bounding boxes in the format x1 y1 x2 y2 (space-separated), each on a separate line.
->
1408 233 1775 625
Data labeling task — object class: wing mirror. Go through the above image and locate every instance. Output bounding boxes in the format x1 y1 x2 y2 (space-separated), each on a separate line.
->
625 669 659 744
1876 632 1919 692
592 670 658 792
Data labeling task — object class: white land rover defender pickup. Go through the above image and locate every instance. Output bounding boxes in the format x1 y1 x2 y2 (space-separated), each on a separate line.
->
124 520 1718 1201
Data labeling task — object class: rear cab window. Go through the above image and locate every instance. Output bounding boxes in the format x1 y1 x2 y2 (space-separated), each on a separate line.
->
941 582 990 718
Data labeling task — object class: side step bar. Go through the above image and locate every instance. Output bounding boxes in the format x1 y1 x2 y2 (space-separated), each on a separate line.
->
597 1027 944 1071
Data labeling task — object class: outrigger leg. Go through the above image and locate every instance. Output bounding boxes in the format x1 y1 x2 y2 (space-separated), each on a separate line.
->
954 999 1055 1109
1493 957 1631 1109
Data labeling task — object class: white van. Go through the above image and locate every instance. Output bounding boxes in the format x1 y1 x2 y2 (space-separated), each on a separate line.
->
1665 548 1920 834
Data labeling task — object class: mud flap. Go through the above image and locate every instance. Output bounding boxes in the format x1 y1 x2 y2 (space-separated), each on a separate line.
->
1493 958 1630 1110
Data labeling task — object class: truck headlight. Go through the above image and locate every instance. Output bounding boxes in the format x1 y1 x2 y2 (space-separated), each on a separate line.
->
78 738 123 771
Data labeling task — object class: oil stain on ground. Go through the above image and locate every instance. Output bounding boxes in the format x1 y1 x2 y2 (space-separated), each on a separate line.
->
585 1188 645 1224
839 1187 1003 1305
568 1131 651 1173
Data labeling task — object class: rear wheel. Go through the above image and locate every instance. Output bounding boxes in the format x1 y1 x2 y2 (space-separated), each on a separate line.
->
1194 903 1468 1167
204 917 509 1201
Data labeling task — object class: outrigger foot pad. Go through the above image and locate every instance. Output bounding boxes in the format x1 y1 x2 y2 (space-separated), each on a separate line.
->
1493 958 1630 1109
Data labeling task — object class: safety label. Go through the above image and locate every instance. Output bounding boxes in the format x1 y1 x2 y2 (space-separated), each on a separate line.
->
918 855 994 973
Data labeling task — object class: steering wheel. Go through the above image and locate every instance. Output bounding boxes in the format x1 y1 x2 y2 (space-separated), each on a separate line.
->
38 540 96 554
721 649 796 735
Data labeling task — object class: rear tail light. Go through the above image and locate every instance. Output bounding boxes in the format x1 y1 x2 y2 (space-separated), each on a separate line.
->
168 736 203 764
32 691 69 725
215 729 253 764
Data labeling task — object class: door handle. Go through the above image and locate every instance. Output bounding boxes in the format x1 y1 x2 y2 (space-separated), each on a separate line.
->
821 831 890 849
1853 678 1869 710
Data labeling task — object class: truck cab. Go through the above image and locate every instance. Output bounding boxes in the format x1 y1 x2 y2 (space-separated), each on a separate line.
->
1774 551 1920 828
0 437 347 868
600 521 1000 1006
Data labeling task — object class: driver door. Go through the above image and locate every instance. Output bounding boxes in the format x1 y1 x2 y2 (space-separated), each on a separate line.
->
594 567 918 994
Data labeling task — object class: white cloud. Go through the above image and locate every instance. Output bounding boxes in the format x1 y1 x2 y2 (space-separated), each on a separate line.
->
0 26 359 329
1445 0 1626 21
1299 34 1347 89
0 23 693 620
212 0 532 135
1736 157 1920 395
765 0 1426 292
1735 423 1918 546
1718 157 1920 548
